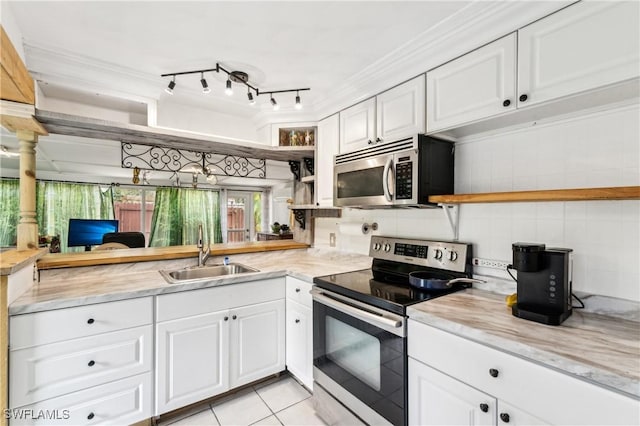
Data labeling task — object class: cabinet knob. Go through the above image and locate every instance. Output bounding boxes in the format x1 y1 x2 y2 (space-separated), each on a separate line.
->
500 413 510 423
232 315 237 320
503 99 511 107
489 368 499 378
479 403 489 413
519 94 528 102
224 316 229 321
368 139 373 145
295 288 301 293
376 137 382 143
87 412 95 420
87 318 95 324
88 360 95 367
295 319 300 323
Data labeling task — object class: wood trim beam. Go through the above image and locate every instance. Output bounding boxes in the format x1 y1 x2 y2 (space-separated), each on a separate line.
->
0 26 34 105
0 100 48 135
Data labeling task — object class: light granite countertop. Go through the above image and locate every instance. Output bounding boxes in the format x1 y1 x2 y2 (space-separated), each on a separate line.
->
408 288 640 399
10 248 372 315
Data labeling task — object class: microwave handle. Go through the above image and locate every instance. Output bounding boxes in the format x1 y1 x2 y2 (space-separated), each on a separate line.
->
383 157 394 202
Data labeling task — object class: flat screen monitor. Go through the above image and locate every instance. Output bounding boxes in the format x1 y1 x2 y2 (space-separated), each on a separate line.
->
67 218 119 251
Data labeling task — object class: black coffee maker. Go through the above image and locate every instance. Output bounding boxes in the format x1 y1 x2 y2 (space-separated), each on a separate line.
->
511 243 573 325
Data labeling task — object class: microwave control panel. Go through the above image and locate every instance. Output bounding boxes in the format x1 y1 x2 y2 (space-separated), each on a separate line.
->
395 161 413 200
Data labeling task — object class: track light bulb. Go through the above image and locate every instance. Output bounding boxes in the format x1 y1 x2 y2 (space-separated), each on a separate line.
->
295 94 302 110
271 96 279 111
200 73 210 94
248 91 255 105
165 77 176 95
225 79 233 96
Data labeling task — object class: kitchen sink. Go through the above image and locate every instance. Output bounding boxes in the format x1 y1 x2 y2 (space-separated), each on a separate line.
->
160 263 259 284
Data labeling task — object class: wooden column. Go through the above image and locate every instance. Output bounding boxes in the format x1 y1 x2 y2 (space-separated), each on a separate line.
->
16 130 38 250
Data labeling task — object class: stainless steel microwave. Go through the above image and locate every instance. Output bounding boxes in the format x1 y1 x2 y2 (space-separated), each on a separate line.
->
333 135 454 208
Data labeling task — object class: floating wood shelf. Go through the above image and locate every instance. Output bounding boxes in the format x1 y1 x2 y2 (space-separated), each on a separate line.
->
429 186 640 204
300 175 315 183
288 204 341 210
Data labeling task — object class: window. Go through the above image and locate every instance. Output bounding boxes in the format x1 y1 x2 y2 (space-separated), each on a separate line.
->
112 187 156 244
226 191 263 242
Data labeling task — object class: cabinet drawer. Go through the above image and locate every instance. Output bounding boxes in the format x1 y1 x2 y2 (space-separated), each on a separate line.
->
286 277 312 308
408 320 640 425
10 325 152 407
10 297 153 349
156 278 285 322
9 373 152 425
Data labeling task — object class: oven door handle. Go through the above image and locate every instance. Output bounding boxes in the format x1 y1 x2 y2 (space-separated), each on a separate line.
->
382 157 394 202
311 289 405 336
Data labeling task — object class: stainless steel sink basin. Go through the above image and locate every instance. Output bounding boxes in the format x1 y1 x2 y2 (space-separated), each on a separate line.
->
160 263 259 284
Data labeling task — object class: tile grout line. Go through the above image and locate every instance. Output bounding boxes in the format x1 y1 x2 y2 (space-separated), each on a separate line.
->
208 403 222 426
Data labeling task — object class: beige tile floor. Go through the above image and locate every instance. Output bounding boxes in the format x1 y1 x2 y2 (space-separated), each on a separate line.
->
159 375 327 426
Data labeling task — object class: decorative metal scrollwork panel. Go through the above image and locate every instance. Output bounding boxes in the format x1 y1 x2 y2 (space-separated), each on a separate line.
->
121 142 266 178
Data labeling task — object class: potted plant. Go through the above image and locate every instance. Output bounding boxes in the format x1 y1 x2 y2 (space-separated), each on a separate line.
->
270 222 281 234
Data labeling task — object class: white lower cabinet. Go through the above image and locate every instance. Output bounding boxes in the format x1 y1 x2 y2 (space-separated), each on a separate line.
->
156 310 229 414
408 319 639 425
155 278 286 415
8 297 153 426
284 277 313 389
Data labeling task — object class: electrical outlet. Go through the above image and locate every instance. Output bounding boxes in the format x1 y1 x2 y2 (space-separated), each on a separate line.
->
473 258 511 270
329 233 336 247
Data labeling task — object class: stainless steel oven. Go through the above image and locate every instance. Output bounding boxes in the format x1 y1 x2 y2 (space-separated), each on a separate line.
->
312 288 406 426
312 236 474 426
333 135 454 208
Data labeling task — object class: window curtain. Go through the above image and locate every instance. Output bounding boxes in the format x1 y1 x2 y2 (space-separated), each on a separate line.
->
36 181 115 252
149 187 222 247
0 179 20 247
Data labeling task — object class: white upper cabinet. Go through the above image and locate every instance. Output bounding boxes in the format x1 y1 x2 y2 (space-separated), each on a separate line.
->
340 75 425 153
376 75 426 143
316 113 339 207
340 98 376 153
427 34 516 132
517 1 640 108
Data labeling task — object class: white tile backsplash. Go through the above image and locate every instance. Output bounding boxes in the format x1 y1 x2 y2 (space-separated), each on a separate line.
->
315 103 640 302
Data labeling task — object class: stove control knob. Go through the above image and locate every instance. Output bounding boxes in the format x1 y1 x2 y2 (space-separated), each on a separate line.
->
373 243 381 251
448 251 458 261
383 243 392 252
434 249 443 260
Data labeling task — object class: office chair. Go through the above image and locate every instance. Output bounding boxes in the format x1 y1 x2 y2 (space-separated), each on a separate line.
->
102 232 146 248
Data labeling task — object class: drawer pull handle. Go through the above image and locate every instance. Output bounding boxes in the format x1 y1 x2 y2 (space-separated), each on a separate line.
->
479 403 489 413
224 316 229 321
295 319 300 323
295 288 301 293
87 318 95 324
502 99 511 107
232 315 237 320
87 412 95 420
88 360 95 367
519 94 528 102
489 368 499 378
500 413 510 423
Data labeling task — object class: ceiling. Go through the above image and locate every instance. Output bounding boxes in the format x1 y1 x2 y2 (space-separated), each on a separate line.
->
0 1 567 187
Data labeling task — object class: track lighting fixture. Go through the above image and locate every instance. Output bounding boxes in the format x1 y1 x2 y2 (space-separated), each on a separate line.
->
295 91 302 110
200 73 210 94
225 78 233 96
165 76 176 95
161 63 309 110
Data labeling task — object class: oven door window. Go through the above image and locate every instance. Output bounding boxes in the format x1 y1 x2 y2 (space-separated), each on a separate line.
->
314 302 405 425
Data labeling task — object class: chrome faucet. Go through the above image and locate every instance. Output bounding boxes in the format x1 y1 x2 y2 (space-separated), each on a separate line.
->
197 223 211 267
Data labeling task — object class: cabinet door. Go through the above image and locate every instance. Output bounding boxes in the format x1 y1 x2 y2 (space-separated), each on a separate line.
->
229 299 286 388
339 98 376 153
316 113 339 207
518 1 640 108
496 401 550 426
376 75 425 142
409 358 496 426
426 34 516 132
155 311 229 415
285 300 313 390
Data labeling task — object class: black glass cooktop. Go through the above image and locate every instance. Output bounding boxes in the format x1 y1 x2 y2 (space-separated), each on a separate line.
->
313 268 466 316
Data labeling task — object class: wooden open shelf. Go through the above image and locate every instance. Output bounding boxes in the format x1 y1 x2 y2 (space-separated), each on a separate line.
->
429 186 640 204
